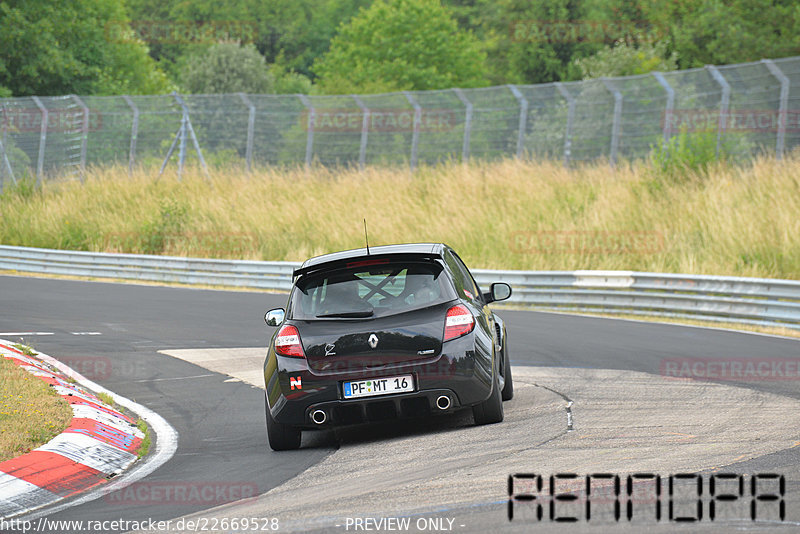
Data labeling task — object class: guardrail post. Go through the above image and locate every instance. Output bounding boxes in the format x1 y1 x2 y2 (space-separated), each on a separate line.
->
238 93 256 173
404 92 421 170
453 89 472 162
652 72 675 149
31 96 47 185
507 85 528 158
71 95 89 182
601 79 622 168
352 95 369 169
122 95 139 177
706 65 731 158
761 59 790 160
298 95 315 167
554 83 575 167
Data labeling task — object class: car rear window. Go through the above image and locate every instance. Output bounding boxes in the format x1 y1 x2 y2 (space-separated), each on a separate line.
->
290 261 453 319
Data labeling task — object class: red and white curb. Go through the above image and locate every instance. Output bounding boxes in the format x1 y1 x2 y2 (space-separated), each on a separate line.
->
0 340 178 520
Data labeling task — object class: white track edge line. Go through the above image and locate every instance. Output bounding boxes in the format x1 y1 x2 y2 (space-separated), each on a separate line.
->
1 342 179 520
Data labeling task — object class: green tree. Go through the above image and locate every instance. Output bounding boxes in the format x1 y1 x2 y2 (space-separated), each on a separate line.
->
180 43 274 93
573 39 678 79
127 0 369 84
446 0 672 85
0 0 171 96
313 0 488 94
619 0 799 69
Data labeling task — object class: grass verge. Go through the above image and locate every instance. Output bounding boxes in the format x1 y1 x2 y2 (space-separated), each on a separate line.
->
136 419 151 459
0 356 73 463
1 155 798 279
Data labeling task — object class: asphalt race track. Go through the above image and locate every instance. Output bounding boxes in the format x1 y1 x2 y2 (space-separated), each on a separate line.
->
2 274 800 533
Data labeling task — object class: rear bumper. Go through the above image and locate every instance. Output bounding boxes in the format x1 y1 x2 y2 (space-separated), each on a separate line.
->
265 341 493 428
302 388 460 427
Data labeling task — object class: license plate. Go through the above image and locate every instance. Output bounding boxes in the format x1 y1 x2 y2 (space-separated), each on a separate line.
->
342 375 414 399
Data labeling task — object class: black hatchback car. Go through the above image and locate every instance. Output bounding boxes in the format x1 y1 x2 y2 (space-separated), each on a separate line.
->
263 243 512 450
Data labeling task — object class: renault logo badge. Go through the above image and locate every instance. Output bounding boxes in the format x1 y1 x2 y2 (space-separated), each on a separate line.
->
368 334 379 349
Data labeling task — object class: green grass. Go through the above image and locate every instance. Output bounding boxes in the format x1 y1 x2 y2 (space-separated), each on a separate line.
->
97 392 115 407
0 355 73 462
12 343 37 357
1 155 799 279
136 419 150 459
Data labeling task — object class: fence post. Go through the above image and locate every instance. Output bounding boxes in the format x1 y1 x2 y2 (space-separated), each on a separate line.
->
71 95 89 181
298 95 315 167
122 95 139 177
507 85 528 158
178 111 187 179
31 96 47 184
352 95 369 169
172 93 210 180
238 93 256 172
652 72 675 149
452 89 472 163
0 100 15 189
761 59 789 160
706 65 730 158
554 83 575 167
601 78 622 168
404 92 421 170
0 139 10 192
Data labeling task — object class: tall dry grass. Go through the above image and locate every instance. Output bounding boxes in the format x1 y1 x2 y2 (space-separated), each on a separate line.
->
1 156 798 278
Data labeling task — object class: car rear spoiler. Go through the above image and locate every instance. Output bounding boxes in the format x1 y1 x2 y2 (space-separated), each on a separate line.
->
293 252 443 279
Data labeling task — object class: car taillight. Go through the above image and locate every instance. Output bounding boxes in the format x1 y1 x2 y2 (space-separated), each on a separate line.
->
444 304 475 341
275 325 305 358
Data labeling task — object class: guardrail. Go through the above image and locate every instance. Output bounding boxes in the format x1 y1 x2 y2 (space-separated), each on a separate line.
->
1 245 798 330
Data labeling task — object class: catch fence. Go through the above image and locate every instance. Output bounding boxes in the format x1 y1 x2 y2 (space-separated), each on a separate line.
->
1 56 799 186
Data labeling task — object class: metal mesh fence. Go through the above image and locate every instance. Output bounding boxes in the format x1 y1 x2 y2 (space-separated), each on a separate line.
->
1 56 799 186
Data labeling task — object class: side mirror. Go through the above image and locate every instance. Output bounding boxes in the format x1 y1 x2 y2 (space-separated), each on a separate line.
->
487 282 512 303
264 308 285 326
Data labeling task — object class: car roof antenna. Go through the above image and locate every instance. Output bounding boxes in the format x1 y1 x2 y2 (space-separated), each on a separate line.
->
363 218 370 255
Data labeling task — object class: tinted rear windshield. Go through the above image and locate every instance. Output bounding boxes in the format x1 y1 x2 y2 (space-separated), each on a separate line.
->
290 261 453 320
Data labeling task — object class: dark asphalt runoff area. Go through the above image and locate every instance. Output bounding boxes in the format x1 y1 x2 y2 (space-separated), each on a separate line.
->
1 274 799 533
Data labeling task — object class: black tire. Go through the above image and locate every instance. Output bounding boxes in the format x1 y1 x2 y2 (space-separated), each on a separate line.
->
472 371 504 425
265 396 302 451
501 342 514 401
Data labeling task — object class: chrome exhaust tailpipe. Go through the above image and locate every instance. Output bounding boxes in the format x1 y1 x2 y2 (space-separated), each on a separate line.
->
436 395 451 411
311 410 327 425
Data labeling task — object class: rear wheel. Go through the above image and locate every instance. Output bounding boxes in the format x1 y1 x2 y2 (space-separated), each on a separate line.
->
265 396 302 451
473 370 504 425
501 343 514 401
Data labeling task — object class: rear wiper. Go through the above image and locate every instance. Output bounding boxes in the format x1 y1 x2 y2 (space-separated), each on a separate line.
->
316 310 374 318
